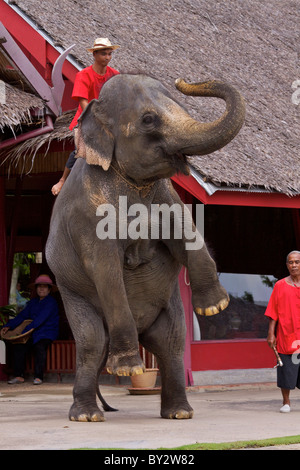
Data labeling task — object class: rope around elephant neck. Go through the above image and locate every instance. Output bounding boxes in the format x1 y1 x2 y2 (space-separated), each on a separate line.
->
110 164 155 197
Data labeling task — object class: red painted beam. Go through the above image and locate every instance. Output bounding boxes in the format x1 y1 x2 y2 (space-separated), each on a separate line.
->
0 1 78 83
172 173 300 209
0 1 47 68
172 174 209 203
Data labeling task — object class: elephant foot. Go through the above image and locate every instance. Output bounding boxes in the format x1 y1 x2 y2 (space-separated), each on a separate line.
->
69 403 105 422
161 404 194 420
193 283 229 316
106 351 145 376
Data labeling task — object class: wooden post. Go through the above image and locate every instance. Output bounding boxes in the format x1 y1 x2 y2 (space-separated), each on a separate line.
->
292 209 300 249
0 176 8 380
0 176 7 306
6 176 22 299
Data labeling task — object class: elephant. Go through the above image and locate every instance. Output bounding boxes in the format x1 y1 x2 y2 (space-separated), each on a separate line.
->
46 73 245 422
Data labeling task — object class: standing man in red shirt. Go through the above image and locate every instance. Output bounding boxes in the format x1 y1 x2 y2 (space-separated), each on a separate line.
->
265 250 300 413
52 38 120 195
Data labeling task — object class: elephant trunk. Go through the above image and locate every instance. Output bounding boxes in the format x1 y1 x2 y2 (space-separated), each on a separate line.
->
174 79 245 156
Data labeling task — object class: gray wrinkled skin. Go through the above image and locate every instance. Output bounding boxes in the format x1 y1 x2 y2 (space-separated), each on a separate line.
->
46 74 244 421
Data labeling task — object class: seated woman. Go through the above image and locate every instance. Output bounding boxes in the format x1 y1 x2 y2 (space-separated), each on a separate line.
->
1 275 59 385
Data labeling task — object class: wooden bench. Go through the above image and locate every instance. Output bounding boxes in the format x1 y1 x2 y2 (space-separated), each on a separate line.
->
26 340 76 382
26 340 157 382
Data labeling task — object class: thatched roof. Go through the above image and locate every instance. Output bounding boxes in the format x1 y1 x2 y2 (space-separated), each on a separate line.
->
3 0 300 195
3 110 74 163
0 81 45 132
0 41 45 132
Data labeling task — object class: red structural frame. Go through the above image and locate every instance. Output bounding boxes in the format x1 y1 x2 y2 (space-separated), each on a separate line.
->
172 173 300 375
0 0 77 111
173 173 300 208
0 1 78 304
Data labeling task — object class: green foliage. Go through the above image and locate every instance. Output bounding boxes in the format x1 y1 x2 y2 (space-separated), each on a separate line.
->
241 291 254 303
260 275 277 289
74 434 300 450
0 304 17 327
173 434 300 450
0 304 17 316
13 253 36 276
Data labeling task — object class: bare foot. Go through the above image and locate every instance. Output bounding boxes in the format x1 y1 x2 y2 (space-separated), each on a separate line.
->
51 179 64 196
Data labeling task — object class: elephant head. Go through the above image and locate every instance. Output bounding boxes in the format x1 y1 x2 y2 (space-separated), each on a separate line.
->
75 74 245 183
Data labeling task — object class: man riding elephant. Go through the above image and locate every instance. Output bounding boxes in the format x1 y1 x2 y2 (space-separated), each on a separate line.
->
51 37 120 196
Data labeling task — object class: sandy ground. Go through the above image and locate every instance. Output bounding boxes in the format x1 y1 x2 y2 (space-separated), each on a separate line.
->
1 381 300 450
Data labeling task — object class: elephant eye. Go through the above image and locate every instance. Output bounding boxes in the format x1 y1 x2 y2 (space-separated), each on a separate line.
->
142 113 156 125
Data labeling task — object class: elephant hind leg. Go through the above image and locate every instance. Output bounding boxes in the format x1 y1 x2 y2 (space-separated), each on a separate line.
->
139 285 193 419
58 285 107 422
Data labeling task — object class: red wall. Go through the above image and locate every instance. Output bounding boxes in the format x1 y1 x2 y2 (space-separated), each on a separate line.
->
191 339 275 371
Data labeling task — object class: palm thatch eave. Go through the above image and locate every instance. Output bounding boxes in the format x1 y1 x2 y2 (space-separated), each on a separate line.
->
0 81 45 132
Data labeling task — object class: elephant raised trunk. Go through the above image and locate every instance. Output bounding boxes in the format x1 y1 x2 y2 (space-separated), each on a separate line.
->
174 79 246 156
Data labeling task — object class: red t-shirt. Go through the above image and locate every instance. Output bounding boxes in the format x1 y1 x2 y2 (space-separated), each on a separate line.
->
69 65 119 130
265 278 300 354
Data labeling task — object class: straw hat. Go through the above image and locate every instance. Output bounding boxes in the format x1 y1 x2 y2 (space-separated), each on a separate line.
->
87 37 120 53
29 274 58 291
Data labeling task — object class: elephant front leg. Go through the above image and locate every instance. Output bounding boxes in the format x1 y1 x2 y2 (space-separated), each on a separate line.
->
163 211 229 316
157 189 228 317
92 250 145 377
105 338 145 377
101 294 145 377
187 245 229 316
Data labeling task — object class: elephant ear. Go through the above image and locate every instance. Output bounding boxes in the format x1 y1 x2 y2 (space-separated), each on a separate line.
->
75 99 114 170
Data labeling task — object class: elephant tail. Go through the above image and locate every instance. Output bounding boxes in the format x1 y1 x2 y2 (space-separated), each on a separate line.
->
96 344 118 411
97 386 118 412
